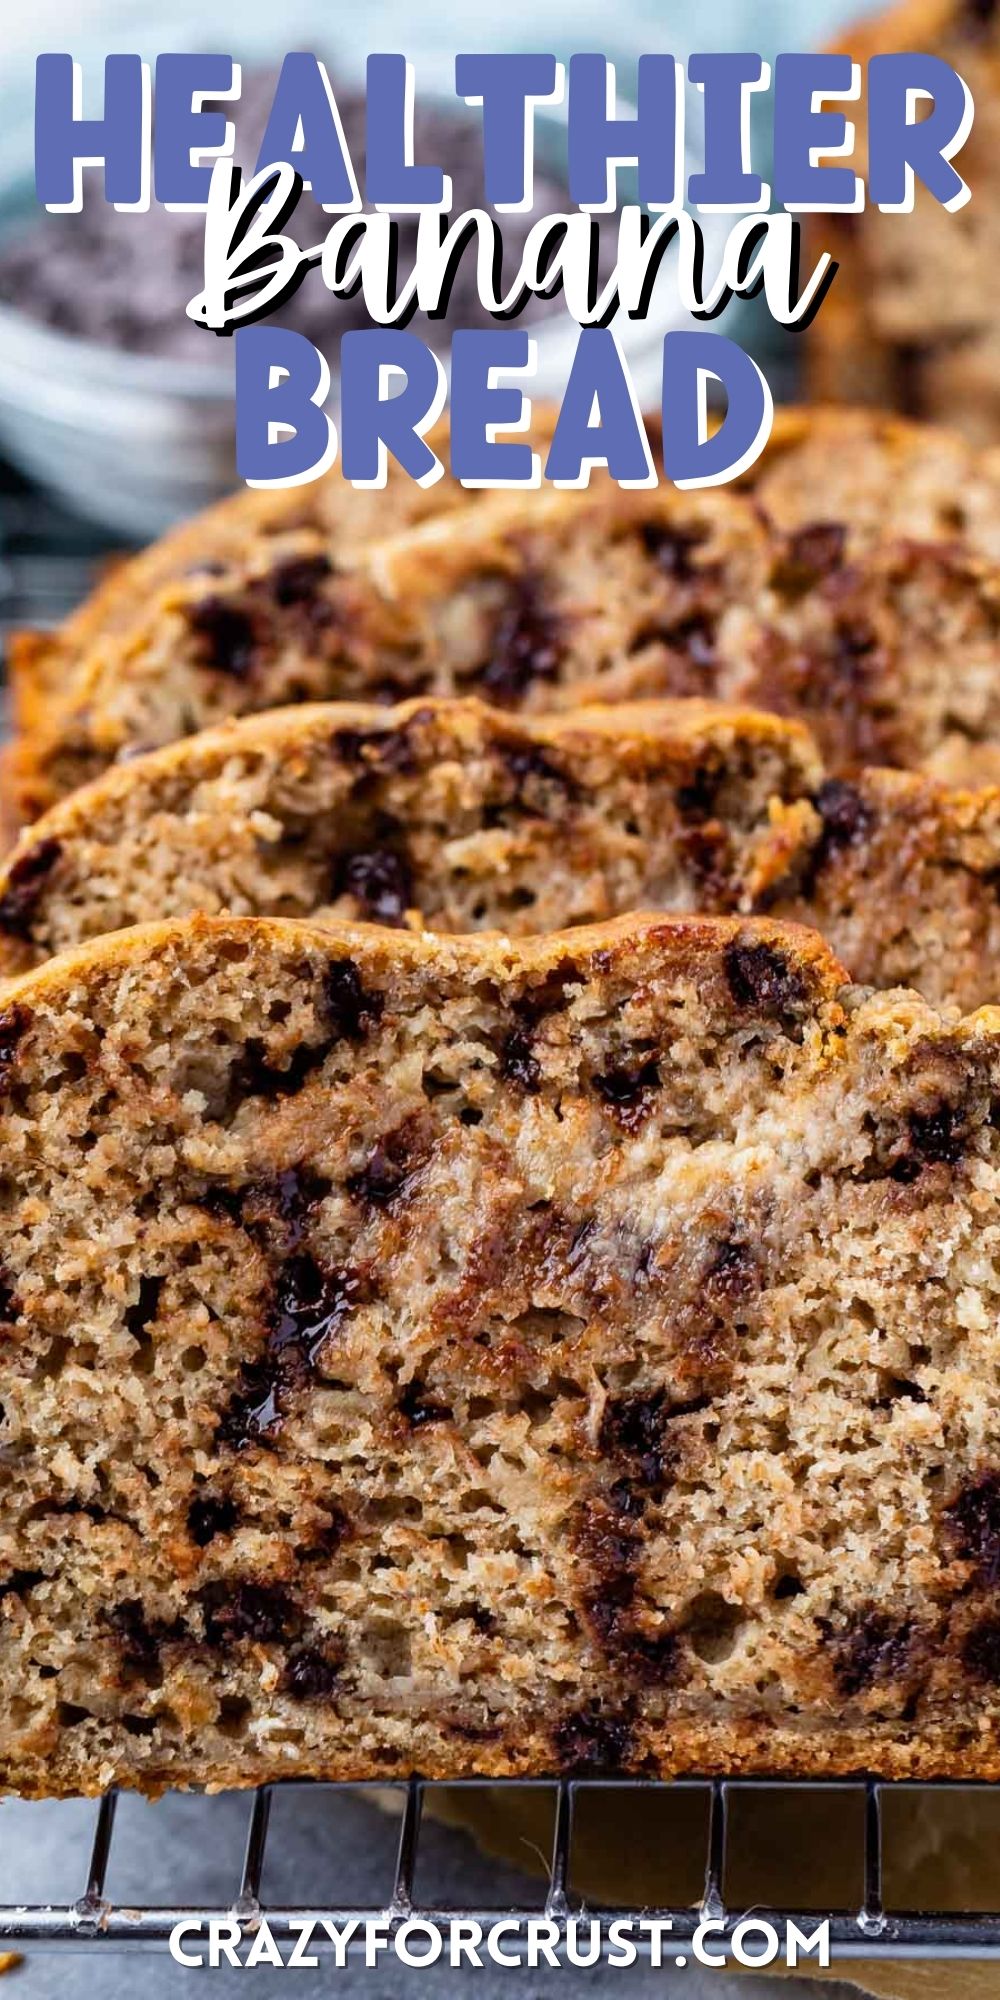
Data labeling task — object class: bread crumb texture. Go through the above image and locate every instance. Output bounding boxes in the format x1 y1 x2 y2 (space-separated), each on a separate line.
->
4 913 1000 1794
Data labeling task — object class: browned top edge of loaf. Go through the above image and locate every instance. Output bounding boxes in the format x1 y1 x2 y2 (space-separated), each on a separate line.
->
0 693 821 881
0 909 851 1023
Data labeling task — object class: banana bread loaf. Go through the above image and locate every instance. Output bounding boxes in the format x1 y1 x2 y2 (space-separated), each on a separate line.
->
11 474 1000 826
7 696 1000 1017
5 911 1000 1795
806 0 1000 442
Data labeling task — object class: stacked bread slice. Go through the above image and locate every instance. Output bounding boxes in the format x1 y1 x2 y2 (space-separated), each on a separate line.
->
8 408 1000 1796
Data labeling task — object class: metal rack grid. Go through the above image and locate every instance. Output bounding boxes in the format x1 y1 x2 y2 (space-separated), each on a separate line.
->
3 1777 1000 1959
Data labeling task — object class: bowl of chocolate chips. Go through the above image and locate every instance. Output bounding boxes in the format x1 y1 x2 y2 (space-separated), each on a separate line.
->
0 51 696 536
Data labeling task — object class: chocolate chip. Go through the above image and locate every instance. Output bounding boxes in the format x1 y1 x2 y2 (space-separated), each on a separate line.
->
0 838 62 938
331 724 419 776
500 1024 542 1093
892 1101 967 1183
334 847 413 927
198 1579 298 1646
823 1608 913 1697
771 522 847 598
946 1472 1000 1584
0 1275 20 1324
705 1238 758 1302
601 1395 670 1494
398 1378 451 1428
815 779 874 858
585 1574 678 1682
325 959 383 1041
104 1599 186 1676
677 823 733 904
198 1183 248 1227
187 598 258 678
479 576 564 705
347 1117 428 1210
553 1704 634 1772
267 553 332 608
270 1256 368 1375
592 1056 661 1131
201 1170 326 1245
724 939 806 1018
496 742 576 818
124 1277 163 1337
618 1626 679 1680
834 618 879 675
517 962 579 1021
963 0 997 34
639 519 708 579
217 1262 369 1450
675 763 722 823
282 1644 343 1700
666 615 717 666
233 1036 331 1098
0 1005 31 1091
216 1361 283 1452
264 1167 327 1243
600 1389 709 1493
187 1493 239 1547
963 1616 1000 1683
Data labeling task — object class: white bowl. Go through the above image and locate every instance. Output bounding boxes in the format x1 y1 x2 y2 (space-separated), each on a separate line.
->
0 44 725 536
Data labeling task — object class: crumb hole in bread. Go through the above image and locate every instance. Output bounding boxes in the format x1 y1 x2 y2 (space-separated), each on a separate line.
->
217 1694 253 1737
683 1591 745 1664
772 1567 805 1602
56 1702 93 1728
362 1618 411 1677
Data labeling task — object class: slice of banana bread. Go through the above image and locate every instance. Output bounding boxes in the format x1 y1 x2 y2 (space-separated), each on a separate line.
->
7 697 1000 1018
806 1 1000 444
774 764 1000 1010
0 697 821 977
749 405 1000 561
12 477 1000 825
17 401 986 731
374 498 1000 779
7 410 563 719
5 910 1000 1796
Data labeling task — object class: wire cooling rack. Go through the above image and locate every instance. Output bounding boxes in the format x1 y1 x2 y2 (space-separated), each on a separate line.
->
2 1777 1000 1959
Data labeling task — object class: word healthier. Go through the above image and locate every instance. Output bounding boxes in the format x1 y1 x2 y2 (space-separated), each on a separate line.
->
34 51 975 490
